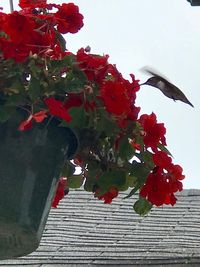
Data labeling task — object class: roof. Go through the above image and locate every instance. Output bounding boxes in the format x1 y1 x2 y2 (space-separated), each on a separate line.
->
1 189 200 266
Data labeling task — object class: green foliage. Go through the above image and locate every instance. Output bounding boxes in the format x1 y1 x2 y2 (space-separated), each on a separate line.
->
158 143 173 156
125 161 150 199
68 107 88 128
28 77 41 101
96 110 119 136
61 162 75 177
84 178 96 192
0 106 14 122
67 175 84 189
118 136 134 160
97 170 127 194
0 2 180 217
133 197 152 216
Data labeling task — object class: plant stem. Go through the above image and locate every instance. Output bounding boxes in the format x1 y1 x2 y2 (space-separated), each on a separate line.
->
9 0 14 12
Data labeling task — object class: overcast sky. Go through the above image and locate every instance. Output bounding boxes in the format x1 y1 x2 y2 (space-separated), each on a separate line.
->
3 0 200 189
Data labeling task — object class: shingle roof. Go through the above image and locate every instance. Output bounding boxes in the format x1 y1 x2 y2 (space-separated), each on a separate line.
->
1 189 200 266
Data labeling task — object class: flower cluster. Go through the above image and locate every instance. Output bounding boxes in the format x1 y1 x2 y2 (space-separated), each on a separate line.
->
0 0 185 215
0 0 83 61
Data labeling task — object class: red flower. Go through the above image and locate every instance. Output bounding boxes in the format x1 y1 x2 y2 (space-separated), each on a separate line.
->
138 113 166 151
153 151 172 170
0 12 7 32
52 178 66 208
2 11 34 44
32 110 47 122
100 80 131 116
130 139 141 151
18 110 47 131
27 30 57 57
140 168 175 206
0 38 30 62
140 164 184 207
96 187 119 204
76 48 109 82
55 3 84 34
169 164 185 181
44 97 71 122
64 93 83 109
18 115 33 131
19 0 47 8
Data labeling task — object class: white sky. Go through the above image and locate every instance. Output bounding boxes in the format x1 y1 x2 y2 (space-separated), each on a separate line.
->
2 0 200 189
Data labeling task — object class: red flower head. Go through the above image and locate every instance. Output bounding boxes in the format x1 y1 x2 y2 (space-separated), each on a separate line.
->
2 11 35 44
19 0 47 8
140 162 184 207
0 38 31 62
52 178 66 208
96 187 119 204
55 3 84 34
153 150 172 170
138 112 166 151
0 12 7 32
44 97 71 123
140 167 175 206
100 80 132 116
76 48 109 82
64 93 83 109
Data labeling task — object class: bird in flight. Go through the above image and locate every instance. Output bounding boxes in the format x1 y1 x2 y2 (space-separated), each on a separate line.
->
140 66 194 107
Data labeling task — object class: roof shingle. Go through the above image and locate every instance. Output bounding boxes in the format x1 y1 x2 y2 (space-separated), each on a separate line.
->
0 189 200 266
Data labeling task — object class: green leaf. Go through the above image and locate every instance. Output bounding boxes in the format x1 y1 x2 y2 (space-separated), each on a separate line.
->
61 162 75 177
124 161 150 199
65 69 87 93
67 175 83 189
50 55 76 69
124 183 140 199
97 110 119 136
28 77 41 101
0 106 14 123
84 176 97 192
133 197 152 216
6 94 26 107
97 170 127 192
142 151 155 169
130 161 150 183
56 32 66 52
68 107 88 128
158 143 173 157
119 136 134 160
127 175 138 187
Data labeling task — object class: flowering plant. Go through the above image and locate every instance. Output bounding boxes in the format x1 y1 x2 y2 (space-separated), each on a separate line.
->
0 0 185 215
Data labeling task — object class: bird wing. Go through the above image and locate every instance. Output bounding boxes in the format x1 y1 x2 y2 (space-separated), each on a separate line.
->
140 66 171 81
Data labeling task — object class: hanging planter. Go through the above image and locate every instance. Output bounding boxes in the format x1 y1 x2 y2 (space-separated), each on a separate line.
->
0 111 78 259
0 0 191 259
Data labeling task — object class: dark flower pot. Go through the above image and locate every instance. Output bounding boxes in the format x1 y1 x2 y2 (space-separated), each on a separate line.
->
0 111 78 259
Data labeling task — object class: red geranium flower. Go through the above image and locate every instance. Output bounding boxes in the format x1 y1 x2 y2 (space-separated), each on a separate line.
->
0 12 7 32
52 178 66 208
19 0 47 8
140 168 175 206
18 110 47 131
139 113 166 151
2 11 34 44
0 38 31 62
100 80 132 116
153 150 172 170
76 48 109 82
96 187 119 204
140 163 184 207
55 3 84 34
44 97 71 123
64 93 83 109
